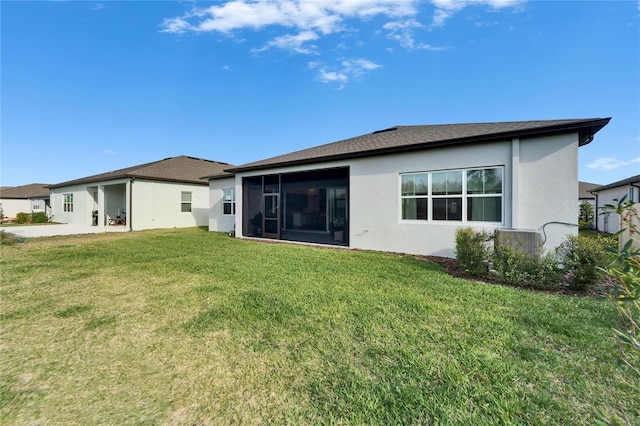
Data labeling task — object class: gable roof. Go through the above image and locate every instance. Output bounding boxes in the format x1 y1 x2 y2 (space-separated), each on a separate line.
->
228 118 610 173
49 156 233 189
579 181 600 200
0 183 50 199
590 175 640 193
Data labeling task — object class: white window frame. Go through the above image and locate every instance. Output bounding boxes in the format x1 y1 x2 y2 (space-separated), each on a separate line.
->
400 166 504 224
63 194 74 212
223 189 236 215
181 192 192 213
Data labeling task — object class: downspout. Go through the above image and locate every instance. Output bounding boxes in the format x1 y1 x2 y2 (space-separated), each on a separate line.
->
590 190 599 232
129 177 134 231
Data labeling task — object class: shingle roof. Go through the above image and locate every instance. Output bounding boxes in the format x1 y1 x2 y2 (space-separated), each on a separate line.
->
228 118 610 173
0 183 50 199
579 182 600 200
49 156 233 188
591 175 640 193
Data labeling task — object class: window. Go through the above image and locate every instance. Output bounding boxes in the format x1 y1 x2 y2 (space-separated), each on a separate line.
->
181 192 192 213
432 171 462 221
223 188 236 215
400 167 503 223
401 173 428 220
466 168 503 222
63 194 74 212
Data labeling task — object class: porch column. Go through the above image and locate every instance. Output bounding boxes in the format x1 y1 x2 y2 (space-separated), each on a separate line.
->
511 138 520 228
126 179 132 230
98 185 106 227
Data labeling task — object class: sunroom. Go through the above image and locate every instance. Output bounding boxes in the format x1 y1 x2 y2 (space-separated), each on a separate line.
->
241 167 349 246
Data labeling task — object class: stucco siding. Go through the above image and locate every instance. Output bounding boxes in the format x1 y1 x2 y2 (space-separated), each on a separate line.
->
594 186 638 234
518 133 579 250
349 142 512 257
131 180 209 230
208 177 236 233
51 184 94 225
0 199 31 218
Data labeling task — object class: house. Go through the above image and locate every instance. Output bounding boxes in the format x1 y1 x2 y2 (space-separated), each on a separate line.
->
208 118 610 258
49 156 232 230
590 174 640 234
579 181 599 208
578 181 600 226
0 183 51 220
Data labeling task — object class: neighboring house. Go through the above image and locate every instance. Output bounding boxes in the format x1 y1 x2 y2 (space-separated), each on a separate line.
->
579 181 599 208
208 118 610 258
590 175 640 234
578 181 600 225
49 156 232 230
0 183 51 219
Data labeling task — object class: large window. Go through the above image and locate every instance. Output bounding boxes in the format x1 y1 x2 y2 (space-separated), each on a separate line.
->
63 194 73 212
181 192 192 213
400 167 503 223
223 189 236 215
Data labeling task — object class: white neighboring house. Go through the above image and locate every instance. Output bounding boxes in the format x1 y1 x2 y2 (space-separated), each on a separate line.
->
591 175 640 234
208 118 610 258
578 181 600 226
0 184 51 220
49 156 232 230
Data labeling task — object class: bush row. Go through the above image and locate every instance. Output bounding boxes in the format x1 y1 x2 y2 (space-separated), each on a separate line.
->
455 228 611 291
14 212 49 224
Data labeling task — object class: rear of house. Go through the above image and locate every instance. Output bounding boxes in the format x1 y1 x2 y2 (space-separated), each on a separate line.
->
49 156 232 230
209 118 610 258
591 175 640 234
0 184 50 220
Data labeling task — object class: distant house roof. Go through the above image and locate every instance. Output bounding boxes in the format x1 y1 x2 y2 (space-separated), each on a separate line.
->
590 175 640 193
0 183 50 199
227 118 610 173
49 156 233 189
579 181 600 200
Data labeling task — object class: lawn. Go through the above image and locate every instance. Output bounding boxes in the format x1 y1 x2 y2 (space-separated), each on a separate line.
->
1 228 638 424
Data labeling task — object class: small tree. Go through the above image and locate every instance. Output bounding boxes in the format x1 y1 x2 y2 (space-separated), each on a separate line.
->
579 200 595 229
601 196 639 377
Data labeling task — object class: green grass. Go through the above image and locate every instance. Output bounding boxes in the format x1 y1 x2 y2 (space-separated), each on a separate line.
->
1 228 638 424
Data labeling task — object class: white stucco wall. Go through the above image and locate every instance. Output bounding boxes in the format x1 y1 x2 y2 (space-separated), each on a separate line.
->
0 199 31 218
51 179 209 230
518 133 580 250
208 177 236 233
594 185 640 234
131 180 210 230
51 184 96 225
225 133 582 258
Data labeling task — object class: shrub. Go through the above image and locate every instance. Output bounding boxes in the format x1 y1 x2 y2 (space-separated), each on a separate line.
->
556 235 609 291
31 212 48 223
491 244 561 290
15 212 31 224
455 227 491 277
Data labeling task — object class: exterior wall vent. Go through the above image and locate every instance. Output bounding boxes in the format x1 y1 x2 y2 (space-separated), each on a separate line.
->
495 229 541 257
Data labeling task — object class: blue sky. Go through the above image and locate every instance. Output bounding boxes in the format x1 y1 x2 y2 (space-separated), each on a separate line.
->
2 0 639 187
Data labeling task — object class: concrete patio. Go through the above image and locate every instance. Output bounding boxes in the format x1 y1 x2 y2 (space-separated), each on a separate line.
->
2 224 130 238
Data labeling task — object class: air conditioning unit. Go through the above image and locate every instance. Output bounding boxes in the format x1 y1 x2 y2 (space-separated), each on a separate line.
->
495 229 541 257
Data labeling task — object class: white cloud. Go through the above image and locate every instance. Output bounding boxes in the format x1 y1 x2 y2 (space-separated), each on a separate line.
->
92 3 105 11
160 0 420 52
430 0 525 27
253 30 320 54
383 19 446 50
587 156 640 171
104 149 116 155
312 58 382 84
